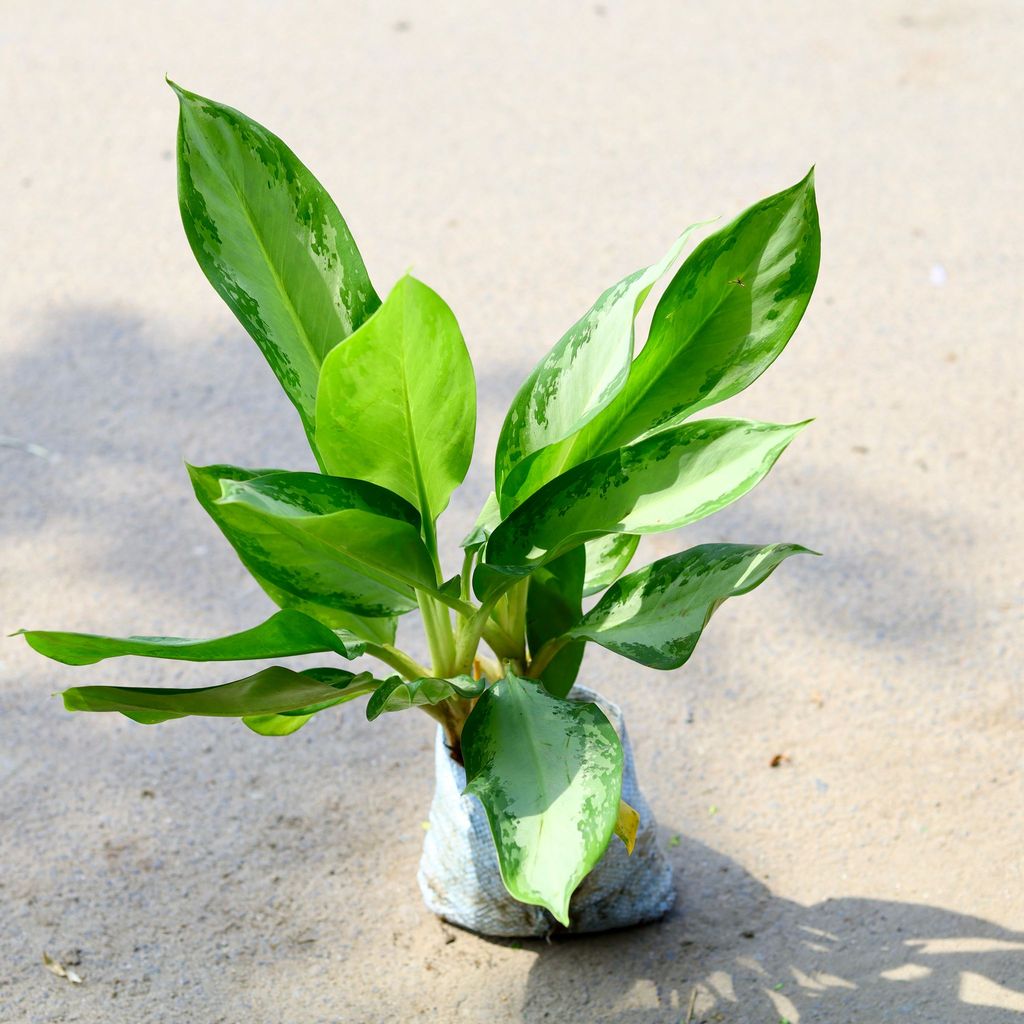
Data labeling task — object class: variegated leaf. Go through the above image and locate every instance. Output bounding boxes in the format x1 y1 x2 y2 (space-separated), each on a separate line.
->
569 542 815 668
461 673 622 925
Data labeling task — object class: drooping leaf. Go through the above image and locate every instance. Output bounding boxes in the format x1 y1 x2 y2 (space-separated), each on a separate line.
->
241 667 377 736
315 275 476 522
478 419 807 594
461 673 623 925
568 542 815 669
461 491 501 554
500 173 819 505
171 82 380 452
495 228 700 504
16 609 362 666
582 534 640 598
526 547 586 699
188 464 419 633
365 674 485 721
62 666 375 726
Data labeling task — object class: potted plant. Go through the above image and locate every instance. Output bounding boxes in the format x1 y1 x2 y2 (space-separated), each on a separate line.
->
18 83 820 937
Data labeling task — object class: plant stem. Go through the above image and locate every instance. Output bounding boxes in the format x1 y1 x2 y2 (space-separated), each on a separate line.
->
363 643 431 681
418 591 455 675
526 635 569 680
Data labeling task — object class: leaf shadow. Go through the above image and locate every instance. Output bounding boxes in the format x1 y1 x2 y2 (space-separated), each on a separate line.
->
515 833 1024 1022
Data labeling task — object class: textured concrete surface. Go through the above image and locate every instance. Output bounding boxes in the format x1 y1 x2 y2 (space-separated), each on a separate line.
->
2 2 1022 1021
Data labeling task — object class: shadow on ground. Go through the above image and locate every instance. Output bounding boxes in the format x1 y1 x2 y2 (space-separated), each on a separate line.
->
513 834 1024 1022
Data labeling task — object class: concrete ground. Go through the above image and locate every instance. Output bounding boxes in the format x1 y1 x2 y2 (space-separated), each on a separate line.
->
2 2 1022 1021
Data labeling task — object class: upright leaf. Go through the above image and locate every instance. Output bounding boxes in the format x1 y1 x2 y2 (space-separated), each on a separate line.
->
568 543 814 669
172 82 379 450
526 547 586 698
501 173 819 505
365 674 485 720
478 419 807 593
495 228 699 502
62 666 375 726
461 673 623 925
188 464 403 643
315 275 476 522
17 609 362 666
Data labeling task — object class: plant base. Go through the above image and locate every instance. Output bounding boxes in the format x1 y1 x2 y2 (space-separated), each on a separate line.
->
417 685 675 937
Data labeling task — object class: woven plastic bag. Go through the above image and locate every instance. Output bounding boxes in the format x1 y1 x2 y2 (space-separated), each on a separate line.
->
417 685 675 936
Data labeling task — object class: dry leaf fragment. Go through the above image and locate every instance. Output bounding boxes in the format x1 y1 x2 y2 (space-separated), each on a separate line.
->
42 952 66 978
770 753 791 768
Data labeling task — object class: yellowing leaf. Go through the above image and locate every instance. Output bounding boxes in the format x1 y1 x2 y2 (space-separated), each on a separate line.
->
614 799 640 855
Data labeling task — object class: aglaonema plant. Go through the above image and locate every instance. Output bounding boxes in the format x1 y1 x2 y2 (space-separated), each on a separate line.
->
18 82 820 927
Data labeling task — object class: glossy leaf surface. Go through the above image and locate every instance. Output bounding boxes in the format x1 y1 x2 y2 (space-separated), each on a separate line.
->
461 492 501 554
479 419 807 590
569 542 814 669
215 469 438 594
62 666 374 725
495 229 698 503
365 674 485 721
461 673 622 925
316 275 476 521
172 83 379 449
188 464 420 630
582 534 640 598
500 173 818 503
17 609 362 666
526 547 586 699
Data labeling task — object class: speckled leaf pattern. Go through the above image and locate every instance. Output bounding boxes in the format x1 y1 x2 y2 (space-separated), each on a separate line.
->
315 275 476 521
479 419 807 589
62 666 375 726
188 464 409 640
17 608 363 666
495 228 699 505
461 673 623 926
569 543 815 668
582 533 640 598
172 83 380 450
526 547 586 699
216 466 436 593
365 674 485 721
499 173 819 505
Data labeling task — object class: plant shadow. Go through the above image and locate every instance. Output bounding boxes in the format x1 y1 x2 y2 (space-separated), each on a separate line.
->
511 833 1024 1023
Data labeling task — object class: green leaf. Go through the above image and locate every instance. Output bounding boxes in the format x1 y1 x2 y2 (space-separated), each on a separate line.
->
16 609 363 666
461 673 623 926
62 665 375 726
461 491 501 554
315 275 476 522
479 419 807 592
568 543 815 669
188 464 421 633
526 547 586 699
495 228 700 504
215 469 439 593
500 173 819 505
365 674 485 721
582 534 640 598
242 666 377 736
171 82 380 452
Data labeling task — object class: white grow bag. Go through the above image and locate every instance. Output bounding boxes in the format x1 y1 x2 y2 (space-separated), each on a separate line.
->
417 685 675 937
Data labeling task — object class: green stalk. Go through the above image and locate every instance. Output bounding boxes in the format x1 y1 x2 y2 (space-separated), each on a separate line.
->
363 643 431 681
526 635 569 680
418 591 456 676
